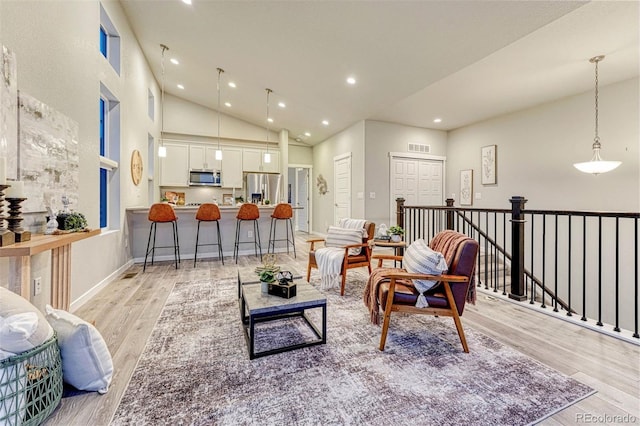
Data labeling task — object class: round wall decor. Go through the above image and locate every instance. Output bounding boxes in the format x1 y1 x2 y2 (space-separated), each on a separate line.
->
131 149 143 186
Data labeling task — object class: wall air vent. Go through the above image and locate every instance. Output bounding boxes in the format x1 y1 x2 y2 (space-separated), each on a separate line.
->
408 143 430 154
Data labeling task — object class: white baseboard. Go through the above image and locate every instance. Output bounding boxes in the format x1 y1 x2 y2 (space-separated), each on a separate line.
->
70 259 135 313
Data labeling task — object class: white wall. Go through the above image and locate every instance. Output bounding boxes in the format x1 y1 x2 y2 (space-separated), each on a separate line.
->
0 1 316 311
311 121 365 233
165 94 291 145
446 78 639 212
0 0 158 309
364 120 448 228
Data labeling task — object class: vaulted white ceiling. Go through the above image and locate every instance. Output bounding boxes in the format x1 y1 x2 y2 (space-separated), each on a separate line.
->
120 1 639 145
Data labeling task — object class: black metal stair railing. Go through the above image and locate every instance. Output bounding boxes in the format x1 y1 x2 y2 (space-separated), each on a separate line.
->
395 197 640 339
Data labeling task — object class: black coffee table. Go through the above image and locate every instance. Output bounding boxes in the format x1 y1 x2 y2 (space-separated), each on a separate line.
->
239 279 326 359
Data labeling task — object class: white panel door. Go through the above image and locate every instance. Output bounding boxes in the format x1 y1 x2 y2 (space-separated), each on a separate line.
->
390 158 418 224
295 167 309 232
418 160 444 205
390 156 443 225
334 154 351 224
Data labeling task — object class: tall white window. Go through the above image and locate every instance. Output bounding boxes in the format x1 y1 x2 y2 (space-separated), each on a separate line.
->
100 83 120 229
99 4 121 75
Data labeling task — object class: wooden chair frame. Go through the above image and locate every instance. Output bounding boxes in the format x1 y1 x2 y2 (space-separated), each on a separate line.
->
306 222 374 296
373 253 472 353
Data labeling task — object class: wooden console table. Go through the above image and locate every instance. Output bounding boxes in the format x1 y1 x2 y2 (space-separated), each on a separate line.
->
0 229 101 310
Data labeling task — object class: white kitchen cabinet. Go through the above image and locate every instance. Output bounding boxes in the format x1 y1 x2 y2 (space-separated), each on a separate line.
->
221 147 243 188
160 142 189 186
189 144 221 170
242 148 279 173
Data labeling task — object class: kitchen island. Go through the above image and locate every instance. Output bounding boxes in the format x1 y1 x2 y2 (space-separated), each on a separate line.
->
126 204 298 263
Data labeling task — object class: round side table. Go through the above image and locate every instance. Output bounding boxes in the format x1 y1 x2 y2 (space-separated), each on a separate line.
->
371 240 406 267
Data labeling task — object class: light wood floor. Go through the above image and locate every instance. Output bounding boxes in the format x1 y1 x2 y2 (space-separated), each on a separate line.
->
44 235 639 425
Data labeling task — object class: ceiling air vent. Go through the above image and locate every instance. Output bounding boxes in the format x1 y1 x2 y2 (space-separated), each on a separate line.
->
408 143 430 154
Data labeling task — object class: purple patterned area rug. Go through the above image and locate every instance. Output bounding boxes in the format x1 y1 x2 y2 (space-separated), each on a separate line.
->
111 273 594 425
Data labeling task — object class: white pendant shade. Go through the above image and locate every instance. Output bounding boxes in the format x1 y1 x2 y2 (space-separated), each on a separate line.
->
573 159 621 175
263 152 271 163
574 55 621 175
215 149 223 160
158 145 167 157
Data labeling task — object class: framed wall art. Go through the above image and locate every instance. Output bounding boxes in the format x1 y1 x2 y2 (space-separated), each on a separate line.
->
460 169 473 206
481 145 497 185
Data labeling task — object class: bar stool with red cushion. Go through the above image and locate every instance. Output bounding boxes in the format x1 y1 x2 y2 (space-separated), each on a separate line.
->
267 203 296 258
144 203 180 271
194 203 224 266
233 203 262 263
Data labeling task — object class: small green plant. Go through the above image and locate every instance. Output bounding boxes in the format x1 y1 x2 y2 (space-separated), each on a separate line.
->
388 225 404 236
235 196 244 203
259 270 276 283
264 199 271 205
57 212 88 231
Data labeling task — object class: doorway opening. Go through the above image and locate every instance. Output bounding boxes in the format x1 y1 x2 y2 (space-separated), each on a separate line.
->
287 165 312 233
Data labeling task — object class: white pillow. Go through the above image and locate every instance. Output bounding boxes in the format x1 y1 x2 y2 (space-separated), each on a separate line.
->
325 226 363 255
404 239 448 294
45 305 113 394
0 287 54 357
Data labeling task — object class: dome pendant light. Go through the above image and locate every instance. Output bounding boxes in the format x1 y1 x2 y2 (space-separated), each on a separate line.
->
573 55 621 175
158 44 168 158
264 88 272 164
215 68 224 161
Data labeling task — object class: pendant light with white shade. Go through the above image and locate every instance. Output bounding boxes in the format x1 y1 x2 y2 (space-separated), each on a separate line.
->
158 44 168 158
264 88 272 164
573 55 621 175
215 68 224 161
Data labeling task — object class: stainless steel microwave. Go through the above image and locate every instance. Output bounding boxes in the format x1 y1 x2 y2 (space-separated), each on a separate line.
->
189 169 221 186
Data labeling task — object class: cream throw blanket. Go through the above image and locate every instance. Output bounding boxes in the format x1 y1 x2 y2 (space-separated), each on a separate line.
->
316 219 367 290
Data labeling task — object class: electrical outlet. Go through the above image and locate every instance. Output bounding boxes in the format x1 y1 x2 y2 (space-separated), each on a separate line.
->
248 230 254 238
34 277 42 295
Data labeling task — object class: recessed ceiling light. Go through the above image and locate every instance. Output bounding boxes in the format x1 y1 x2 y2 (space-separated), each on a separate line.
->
224 102 231 107
267 117 274 123
170 58 179 65
304 132 311 137
346 76 356 85
278 102 286 108
322 120 329 126
177 84 184 89
228 82 236 88
433 118 442 123
295 138 301 142
182 0 192 5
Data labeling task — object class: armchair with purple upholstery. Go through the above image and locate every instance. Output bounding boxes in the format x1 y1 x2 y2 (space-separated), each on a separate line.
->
371 230 479 352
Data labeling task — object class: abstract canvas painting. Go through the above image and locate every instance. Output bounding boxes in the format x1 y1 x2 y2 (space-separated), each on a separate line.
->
19 92 79 213
0 45 18 180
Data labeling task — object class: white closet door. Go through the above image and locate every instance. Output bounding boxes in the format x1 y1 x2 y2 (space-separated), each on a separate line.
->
418 160 443 205
390 158 418 224
389 156 443 225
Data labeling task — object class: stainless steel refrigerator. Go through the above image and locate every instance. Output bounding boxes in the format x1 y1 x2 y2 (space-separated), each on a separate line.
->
245 173 282 204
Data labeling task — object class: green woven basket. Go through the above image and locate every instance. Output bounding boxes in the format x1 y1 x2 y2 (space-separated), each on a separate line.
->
0 334 63 426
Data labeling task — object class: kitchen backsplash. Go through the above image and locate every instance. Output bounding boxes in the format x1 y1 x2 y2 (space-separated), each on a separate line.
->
160 186 244 206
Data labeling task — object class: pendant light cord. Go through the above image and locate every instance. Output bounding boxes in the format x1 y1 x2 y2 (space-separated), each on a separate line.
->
217 68 224 152
594 58 599 143
160 44 168 147
266 88 272 153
